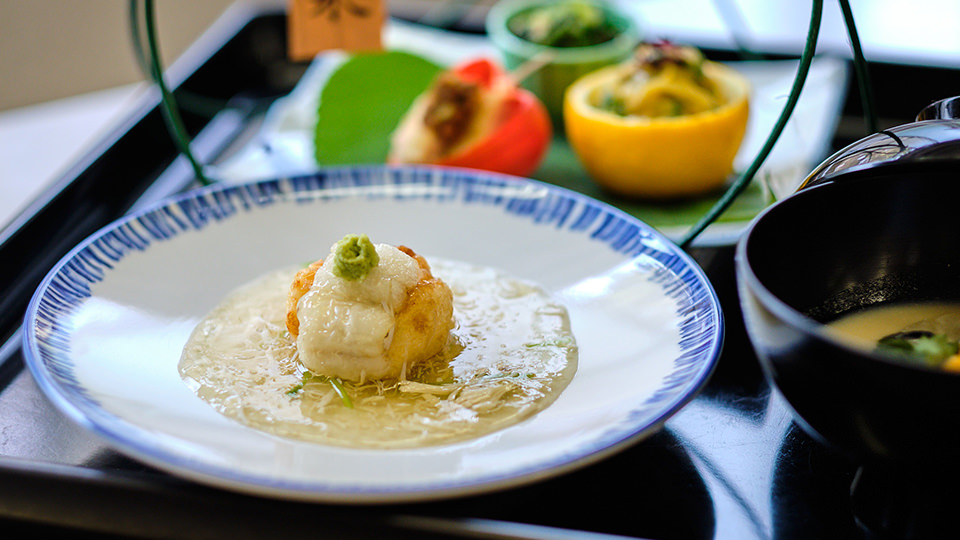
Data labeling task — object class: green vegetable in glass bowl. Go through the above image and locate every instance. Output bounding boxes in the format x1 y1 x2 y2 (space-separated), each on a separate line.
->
486 0 640 122
507 0 620 47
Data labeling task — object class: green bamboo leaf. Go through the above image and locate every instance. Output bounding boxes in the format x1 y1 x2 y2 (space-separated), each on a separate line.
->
314 51 442 165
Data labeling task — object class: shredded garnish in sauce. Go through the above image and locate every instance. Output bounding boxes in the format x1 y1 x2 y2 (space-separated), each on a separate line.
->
179 259 578 449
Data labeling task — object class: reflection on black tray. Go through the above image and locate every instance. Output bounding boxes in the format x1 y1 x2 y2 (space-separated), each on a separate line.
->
850 463 960 540
412 429 716 540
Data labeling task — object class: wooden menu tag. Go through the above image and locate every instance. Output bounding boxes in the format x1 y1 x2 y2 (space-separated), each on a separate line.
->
287 0 385 61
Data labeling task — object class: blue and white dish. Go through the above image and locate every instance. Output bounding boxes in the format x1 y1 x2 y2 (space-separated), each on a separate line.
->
23 166 722 503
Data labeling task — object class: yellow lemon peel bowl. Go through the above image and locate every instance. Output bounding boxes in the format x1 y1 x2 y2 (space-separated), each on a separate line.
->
564 61 750 199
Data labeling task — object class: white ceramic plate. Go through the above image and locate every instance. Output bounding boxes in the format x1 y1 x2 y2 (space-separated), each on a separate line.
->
23 166 722 503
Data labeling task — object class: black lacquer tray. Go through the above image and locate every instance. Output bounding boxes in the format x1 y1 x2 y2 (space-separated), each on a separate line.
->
2 5 958 539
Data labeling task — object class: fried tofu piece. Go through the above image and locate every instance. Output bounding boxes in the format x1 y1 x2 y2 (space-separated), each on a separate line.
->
287 243 454 382
286 259 324 337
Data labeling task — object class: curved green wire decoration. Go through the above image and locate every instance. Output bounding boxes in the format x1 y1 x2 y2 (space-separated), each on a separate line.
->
128 1 150 78
678 0 824 249
128 0 876 247
839 0 878 133
129 2 228 119
132 0 213 186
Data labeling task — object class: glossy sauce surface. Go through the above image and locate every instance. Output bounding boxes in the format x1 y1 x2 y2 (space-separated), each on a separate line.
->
179 259 578 449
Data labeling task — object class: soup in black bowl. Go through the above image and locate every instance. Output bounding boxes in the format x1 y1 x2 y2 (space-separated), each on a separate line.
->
736 161 960 466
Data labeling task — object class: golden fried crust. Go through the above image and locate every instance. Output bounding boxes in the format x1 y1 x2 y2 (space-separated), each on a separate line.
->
386 276 455 368
397 245 434 278
385 246 454 367
286 259 324 337
286 246 439 338
287 242 455 380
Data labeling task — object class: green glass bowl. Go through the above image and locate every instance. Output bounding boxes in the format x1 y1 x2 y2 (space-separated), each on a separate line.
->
485 0 640 124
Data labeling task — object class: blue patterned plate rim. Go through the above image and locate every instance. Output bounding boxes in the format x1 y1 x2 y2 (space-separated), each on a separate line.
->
22 165 723 502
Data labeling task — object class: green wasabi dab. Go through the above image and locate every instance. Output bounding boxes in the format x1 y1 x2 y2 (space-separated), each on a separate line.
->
332 234 379 281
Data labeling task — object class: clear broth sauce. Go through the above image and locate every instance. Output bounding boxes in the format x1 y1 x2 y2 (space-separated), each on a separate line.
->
179 259 578 449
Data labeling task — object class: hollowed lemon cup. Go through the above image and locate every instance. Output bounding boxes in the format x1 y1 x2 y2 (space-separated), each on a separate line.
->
564 62 750 199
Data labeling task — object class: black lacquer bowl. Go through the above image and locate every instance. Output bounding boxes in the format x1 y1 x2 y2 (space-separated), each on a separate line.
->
735 160 960 466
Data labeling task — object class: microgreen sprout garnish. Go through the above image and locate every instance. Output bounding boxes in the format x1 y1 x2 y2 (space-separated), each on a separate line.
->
299 370 354 408
326 376 354 409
